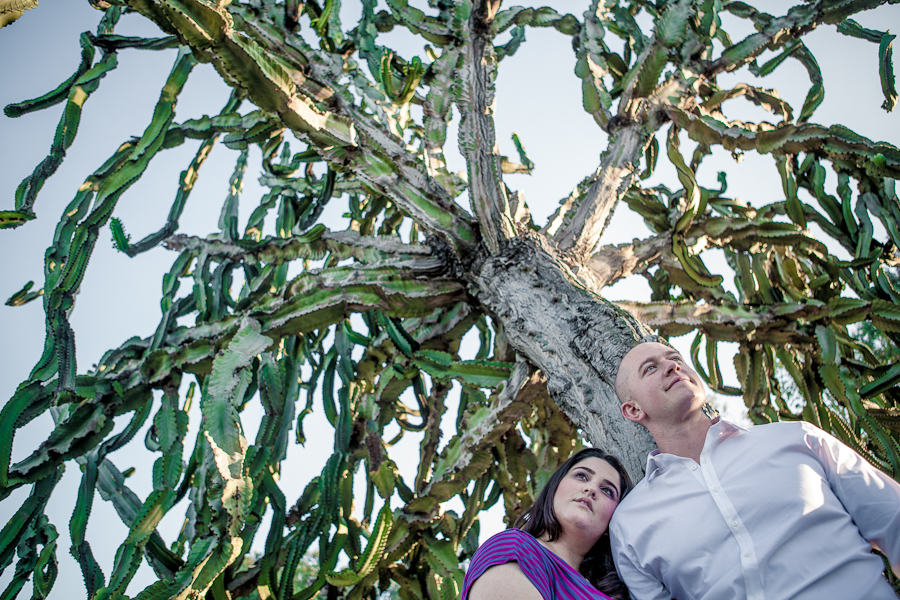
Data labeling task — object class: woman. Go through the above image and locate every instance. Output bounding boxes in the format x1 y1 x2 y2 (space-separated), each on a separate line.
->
462 448 632 600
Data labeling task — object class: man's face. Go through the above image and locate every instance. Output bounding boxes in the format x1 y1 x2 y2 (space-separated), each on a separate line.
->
615 342 705 426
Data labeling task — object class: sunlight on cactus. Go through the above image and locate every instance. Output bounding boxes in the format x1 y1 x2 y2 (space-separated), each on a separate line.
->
1 0 899 598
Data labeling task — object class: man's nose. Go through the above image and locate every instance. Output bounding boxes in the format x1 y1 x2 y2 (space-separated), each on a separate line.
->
663 359 681 374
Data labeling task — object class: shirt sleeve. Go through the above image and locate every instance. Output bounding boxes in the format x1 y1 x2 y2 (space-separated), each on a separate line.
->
804 422 900 574
461 530 552 600
609 519 673 600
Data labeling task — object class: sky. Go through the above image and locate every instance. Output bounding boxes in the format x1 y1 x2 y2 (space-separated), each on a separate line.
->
0 0 898 596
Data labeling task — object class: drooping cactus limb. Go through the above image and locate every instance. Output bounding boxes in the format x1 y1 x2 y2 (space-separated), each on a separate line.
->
3 0 900 598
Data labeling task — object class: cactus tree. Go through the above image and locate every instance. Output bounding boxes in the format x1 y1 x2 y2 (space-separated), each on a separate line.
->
2 0 900 598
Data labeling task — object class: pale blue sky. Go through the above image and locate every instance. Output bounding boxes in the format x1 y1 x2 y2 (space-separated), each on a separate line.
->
1 0 897 596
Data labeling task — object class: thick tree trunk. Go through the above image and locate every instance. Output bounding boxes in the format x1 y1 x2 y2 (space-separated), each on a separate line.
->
470 232 657 481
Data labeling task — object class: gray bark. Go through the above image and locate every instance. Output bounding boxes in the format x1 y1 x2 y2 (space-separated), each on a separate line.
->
471 232 657 481
125 0 665 482
552 124 648 258
586 233 671 289
457 1 516 255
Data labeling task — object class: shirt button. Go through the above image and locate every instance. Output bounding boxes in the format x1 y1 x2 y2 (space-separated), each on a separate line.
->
712 487 720 493
731 520 738 527
744 552 753 558
690 464 698 471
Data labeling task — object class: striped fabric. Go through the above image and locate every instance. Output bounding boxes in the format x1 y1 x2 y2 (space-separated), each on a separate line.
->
461 528 613 600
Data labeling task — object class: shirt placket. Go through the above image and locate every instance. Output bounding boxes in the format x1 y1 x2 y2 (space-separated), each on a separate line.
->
695 446 765 600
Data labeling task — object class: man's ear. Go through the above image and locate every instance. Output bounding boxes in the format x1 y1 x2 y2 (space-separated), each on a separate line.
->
621 399 644 423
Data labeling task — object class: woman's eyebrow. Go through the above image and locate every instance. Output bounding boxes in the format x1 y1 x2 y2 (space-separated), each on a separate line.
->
572 465 596 475
600 478 620 496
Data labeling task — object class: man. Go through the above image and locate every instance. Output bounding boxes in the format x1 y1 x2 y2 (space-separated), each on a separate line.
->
608 341 900 600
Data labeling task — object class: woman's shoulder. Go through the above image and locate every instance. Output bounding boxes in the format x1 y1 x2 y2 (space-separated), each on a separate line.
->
473 529 542 560
482 528 536 545
464 530 550 600
465 561 545 600
465 528 614 600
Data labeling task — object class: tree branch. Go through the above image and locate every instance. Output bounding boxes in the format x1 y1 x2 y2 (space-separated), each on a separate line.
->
456 0 516 254
549 0 693 259
707 0 894 78
551 123 649 257
124 0 479 254
164 229 434 266
613 299 831 344
668 106 900 178
257 260 468 337
585 233 671 290
426 361 542 494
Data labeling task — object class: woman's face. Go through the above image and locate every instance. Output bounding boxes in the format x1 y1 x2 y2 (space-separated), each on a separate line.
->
552 457 623 543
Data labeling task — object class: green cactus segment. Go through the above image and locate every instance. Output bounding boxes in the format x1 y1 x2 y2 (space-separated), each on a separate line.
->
326 503 393 586
630 45 667 99
655 0 691 48
837 19 897 112
879 33 898 112
69 398 154 594
667 127 704 233
1 512 59 600
668 107 900 178
625 0 693 98
492 6 579 37
775 155 808 230
575 1 615 127
0 468 61 579
792 44 825 123
4 33 116 226
117 94 242 258
861 363 900 399
671 235 722 288
701 83 793 121
24 48 197 397
412 351 513 388
204 318 271 463
0 210 35 228
5 1 900 599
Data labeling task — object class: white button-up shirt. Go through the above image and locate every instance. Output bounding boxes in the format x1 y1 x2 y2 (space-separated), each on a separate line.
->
609 418 900 599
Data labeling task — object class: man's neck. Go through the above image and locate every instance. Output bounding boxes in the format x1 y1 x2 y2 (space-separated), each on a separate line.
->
651 414 715 463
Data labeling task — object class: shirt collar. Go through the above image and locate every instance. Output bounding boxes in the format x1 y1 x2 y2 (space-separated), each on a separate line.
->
644 417 748 480
710 416 749 437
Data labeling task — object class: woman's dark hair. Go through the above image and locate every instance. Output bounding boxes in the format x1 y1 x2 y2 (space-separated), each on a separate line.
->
514 448 633 600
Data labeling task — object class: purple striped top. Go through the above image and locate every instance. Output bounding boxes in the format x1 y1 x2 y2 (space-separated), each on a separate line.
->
461 529 613 600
